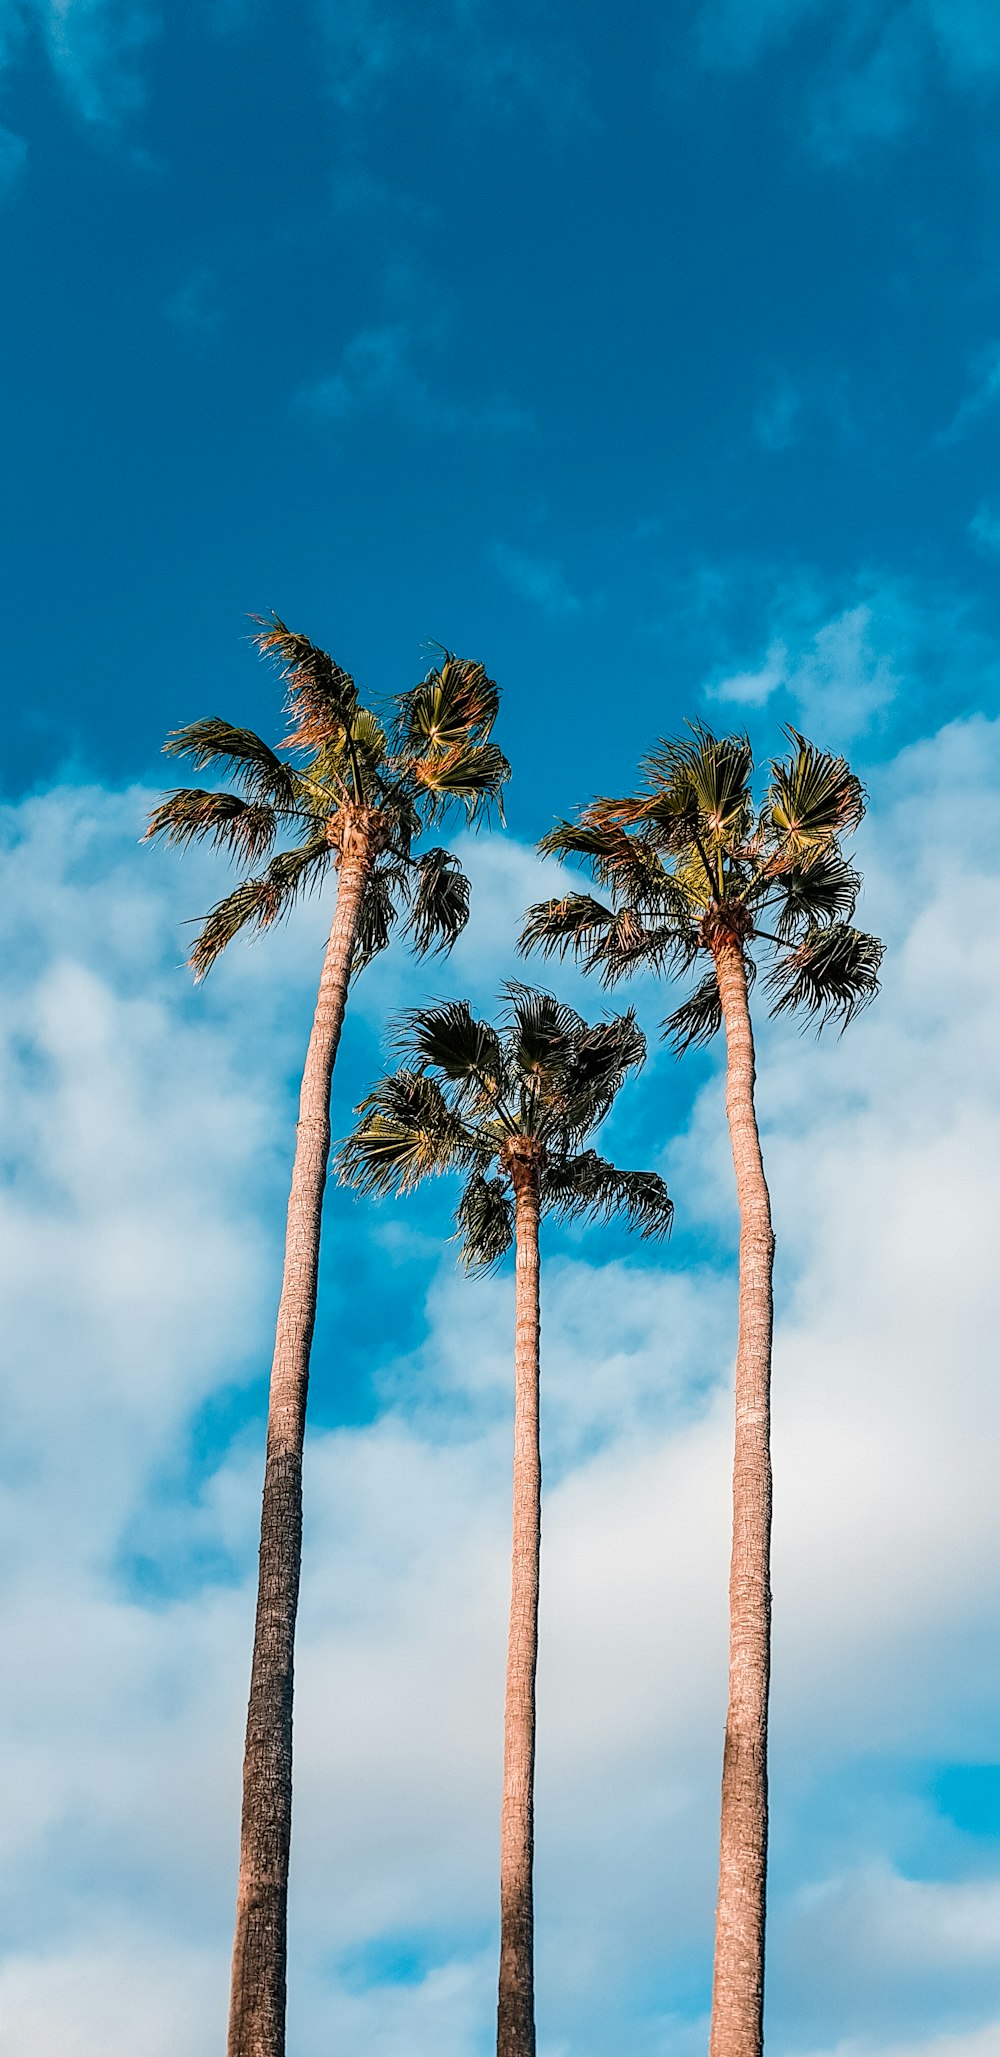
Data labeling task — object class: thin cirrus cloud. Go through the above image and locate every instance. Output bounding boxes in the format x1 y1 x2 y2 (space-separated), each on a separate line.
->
298 323 532 438
703 573 1000 746
1 693 1000 2052
696 0 1000 155
1 0 159 128
488 541 584 619
313 0 591 131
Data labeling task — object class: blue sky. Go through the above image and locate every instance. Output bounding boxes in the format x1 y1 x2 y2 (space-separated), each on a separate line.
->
2 3 1000 2054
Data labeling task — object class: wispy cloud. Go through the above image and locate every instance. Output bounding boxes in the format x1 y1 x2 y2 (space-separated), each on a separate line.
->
164 266 224 337
314 0 590 130
969 503 1000 554
710 599 898 737
697 0 1000 156
489 541 583 617
299 322 531 437
942 341 1000 441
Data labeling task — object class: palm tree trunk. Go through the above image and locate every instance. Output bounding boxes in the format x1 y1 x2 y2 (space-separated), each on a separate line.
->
708 935 775 2057
227 828 372 2057
497 1162 541 2057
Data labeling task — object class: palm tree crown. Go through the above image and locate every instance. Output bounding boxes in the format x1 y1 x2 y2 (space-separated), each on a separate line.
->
337 984 674 1257
145 617 510 976
521 724 883 1043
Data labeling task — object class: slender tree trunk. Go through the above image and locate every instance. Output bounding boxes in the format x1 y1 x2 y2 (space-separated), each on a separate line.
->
497 1163 541 2057
227 827 372 2057
708 936 775 2057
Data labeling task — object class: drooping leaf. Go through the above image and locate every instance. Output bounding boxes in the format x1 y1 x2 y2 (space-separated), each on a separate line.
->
188 834 331 978
404 848 471 957
455 1171 515 1271
662 969 723 1054
336 1071 477 1195
163 718 303 812
766 921 884 1029
542 1152 672 1240
144 788 279 865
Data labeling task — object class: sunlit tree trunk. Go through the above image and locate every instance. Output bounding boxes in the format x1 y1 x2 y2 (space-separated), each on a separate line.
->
497 1158 541 2057
227 821 373 2057
708 935 775 2057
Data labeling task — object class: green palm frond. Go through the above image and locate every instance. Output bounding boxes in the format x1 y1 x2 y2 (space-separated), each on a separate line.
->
641 726 754 849
144 788 279 865
454 1171 515 1271
336 1071 477 1195
396 997 507 1092
353 865 400 971
408 739 510 824
767 846 861 939
503 983 586 1094
542 1151 673 1240
556 1010 647 1138
662 970 724 1054
404 848 471 956
765 731 865 860
163 718 303 812
519 891 615 961
253 615 361 757
188 834 331 979
766 921 884 1029
397 654 501 749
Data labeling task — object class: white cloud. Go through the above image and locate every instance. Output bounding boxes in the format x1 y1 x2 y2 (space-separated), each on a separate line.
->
2 722 1000 2051
710 598 898 737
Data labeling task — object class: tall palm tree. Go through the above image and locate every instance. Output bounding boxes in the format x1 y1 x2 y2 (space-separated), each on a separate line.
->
337 985 673 2057
145 619 509 2057
520 727 883 2057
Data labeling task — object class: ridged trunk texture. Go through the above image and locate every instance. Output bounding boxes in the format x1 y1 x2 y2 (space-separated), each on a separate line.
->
708 936 775 2057
227 829 372 2057
496 1163 541 2057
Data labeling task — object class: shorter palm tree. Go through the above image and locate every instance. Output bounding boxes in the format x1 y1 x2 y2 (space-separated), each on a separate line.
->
338 985 673 2057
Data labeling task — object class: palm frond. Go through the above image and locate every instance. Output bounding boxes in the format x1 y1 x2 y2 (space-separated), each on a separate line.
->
408 739 510 824
396 653 500 749
253 614 361 757
556 1010 647 1137
765 731 865 858
336 1071 477 1195
404 848 471 957
662 969 723 1054
352 864 400 971
542 1151 673 1240
395 999 507 1100
454 1171 514 1272
766 921 884 1029
767 847 860 939
163 718 303 811
641 725 754 847
188 834 332 978
144 788 279 865
519 892 615 961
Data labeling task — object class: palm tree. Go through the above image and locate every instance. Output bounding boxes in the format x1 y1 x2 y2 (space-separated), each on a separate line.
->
337 985 673 2057
145 619 509 2057
520 726 883 2057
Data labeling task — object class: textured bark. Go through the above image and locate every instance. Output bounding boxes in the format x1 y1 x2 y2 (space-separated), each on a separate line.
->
496 1162 541 2057
227 825 372 2057
708 936 775 2057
